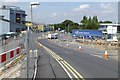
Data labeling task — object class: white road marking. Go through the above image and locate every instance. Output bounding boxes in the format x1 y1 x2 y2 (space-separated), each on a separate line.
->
90 54 103 59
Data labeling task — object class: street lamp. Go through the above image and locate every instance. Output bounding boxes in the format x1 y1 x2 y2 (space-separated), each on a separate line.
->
30 2 40 30
26 2 40 79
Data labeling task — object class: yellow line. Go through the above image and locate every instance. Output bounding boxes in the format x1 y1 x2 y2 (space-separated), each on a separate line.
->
61 61 79 79
55 53 84 80
64 61 85 80
38 42 85 80
46 50 73 80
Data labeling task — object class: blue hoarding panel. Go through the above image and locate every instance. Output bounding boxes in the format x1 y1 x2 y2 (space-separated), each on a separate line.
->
72 30 102 37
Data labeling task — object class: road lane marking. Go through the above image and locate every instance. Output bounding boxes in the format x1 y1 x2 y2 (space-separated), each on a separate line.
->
50 53 73 80
38 42 85 80
64 61 84 79
90 54 103 59
61 61 79 79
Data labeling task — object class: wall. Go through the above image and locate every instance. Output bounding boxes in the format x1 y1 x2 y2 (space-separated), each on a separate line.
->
0 19 10 35
0 9 10 35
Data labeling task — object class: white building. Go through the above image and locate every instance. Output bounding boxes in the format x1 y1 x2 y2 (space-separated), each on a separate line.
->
99 23 119 42
0 16 10 35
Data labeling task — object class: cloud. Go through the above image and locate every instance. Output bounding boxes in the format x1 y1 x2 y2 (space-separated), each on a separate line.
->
73 4 90 11
100 3 112 9
80 4 90 9
52 12 57 17
100 3 115 14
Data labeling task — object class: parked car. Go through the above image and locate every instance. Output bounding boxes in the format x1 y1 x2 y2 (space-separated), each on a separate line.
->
0 34 8 40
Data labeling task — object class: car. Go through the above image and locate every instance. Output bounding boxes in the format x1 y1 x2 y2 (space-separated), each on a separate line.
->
0 34 8 40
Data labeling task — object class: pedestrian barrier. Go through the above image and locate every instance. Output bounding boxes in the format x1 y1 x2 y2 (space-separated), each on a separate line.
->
0 47 21 66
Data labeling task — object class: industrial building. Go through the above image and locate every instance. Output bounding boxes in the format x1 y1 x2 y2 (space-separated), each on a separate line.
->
99 24 119 42
0 5 27 35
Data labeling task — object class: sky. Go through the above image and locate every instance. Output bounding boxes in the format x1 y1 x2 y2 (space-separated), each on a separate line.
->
0 0 119 24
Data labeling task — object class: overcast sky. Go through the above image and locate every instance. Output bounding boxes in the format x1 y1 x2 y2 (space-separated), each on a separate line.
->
1 0 119 24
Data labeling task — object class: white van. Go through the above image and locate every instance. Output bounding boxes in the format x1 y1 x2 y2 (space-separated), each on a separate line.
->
48 33 58 39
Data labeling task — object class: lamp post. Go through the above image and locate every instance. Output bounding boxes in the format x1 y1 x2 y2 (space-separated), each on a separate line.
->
26 2 40 79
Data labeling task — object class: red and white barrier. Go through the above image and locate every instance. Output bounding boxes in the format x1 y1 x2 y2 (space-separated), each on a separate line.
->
0 47 21 64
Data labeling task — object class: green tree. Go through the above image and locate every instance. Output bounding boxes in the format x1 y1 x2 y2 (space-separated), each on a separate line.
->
92 16 99 29
81 16 99 30
53 19 80 33
81 16 88 29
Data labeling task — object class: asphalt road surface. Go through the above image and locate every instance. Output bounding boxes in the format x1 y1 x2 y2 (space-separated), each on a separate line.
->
38 38 119 80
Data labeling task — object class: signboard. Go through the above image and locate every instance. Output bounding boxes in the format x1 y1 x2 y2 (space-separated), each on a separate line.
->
72 30 102 37
38 25 44 31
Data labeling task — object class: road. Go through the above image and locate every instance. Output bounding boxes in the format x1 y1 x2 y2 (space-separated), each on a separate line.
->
38 38 119 79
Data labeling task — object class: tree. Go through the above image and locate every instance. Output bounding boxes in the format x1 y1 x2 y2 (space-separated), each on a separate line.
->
92 16 99 29
53 19 80 33
81 16 99 30
81 16 88 29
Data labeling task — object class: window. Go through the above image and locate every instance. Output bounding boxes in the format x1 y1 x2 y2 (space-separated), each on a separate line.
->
107 34 115 39
16 13 21 23
117 26 120 33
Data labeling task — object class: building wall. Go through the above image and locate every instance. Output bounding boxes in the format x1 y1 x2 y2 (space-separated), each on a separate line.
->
10 10 27 32
0 19 10 35
0 20 2 35
10 23 26 32
107 25 118 41
0 9 10 20
10 9 16 22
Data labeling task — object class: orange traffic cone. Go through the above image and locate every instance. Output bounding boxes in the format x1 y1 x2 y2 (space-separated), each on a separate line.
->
104 50 108 58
